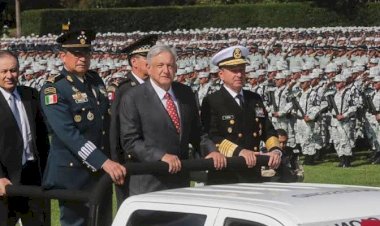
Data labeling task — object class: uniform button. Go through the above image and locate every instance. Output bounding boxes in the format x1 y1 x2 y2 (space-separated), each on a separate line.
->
254 146 258 151
253 132 257 137
97 101 100 105
216 144 220 148
102 131 106 135
128 154 132 159
259 124 262 129
227 127 233 133
69 162 73 167
101 146 104 150
229 119 235 125
255 118 259 122
101 116 104 120
238 133 243 138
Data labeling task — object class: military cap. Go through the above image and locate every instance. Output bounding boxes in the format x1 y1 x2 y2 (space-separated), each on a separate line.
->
274 73 287 80
372 76 380 82
56 29 95 53
299 76 312 83
121 34 158 57
198 72 210 79
333 74 347 82
211 45 249 67
247 71 259 79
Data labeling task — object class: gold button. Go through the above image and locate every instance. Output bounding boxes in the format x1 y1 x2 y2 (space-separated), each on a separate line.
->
69 162 73 167
227 127 233 133
259 124 262 129
128 154 132 159
255 118 259 122
238 133 243 138
82 108 86 111
97 101 100 105
254 146 258 151
230 119 235 125
253 132 257 137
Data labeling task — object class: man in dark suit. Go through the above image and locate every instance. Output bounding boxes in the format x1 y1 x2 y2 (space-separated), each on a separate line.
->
119 45 226 196
109 35 157 207
201 45 282 184
40 30 126 226
0 50 50 225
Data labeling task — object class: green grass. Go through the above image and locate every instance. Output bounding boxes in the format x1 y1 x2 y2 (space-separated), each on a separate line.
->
48 153 380 225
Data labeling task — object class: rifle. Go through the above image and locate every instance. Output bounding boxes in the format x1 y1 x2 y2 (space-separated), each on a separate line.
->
364 93 378 115
289 94 305 118
326 94 339 116
269 90 279 112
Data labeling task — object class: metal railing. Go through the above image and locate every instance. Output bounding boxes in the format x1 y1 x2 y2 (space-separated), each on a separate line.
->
6 156 270 226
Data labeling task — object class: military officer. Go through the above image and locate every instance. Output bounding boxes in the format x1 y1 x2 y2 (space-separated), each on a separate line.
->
201 45 282 184
109 34 157 208
40 30 126 226
196 71 212 106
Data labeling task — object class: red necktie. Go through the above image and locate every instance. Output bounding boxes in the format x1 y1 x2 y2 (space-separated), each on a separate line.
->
164 92 180 133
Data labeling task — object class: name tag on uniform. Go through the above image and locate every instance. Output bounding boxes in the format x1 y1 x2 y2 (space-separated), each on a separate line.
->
72 92 88 104
222 115 234 120
255 107 265 118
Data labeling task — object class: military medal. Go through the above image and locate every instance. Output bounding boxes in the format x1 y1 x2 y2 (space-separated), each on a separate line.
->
66 75 74 82
74 115 82 122
87 111 94 121
72 92 88 103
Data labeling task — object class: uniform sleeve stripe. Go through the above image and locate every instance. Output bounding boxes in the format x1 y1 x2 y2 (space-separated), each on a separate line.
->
81 146 92 156
78 152 87 160
85 143 96 152
86 141 97 150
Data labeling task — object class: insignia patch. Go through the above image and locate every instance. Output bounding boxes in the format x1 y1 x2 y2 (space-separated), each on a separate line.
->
66 75 73 83
87 111 94 121
233 48 242 59
255 107 265 118
45 94 58 105
222 115 235 120
74 115 82 122
108 92 115 101
72 92 88 104
44 87 56 95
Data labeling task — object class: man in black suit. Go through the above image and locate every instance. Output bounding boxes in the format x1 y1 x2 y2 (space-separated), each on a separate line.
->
119 45 226 196
0 50 50 225
201 45 282 184
109 35 157 207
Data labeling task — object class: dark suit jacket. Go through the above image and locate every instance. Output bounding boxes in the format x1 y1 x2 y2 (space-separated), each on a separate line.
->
110 72 139 163
0 86 49 224
0 86 49 184
200 86 279 184
119 80 215 195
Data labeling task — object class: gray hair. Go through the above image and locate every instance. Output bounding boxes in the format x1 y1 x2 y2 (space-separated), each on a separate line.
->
147 45 177 65
0 50 19 68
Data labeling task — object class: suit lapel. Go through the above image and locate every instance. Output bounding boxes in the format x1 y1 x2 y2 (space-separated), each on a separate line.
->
0 88 23 133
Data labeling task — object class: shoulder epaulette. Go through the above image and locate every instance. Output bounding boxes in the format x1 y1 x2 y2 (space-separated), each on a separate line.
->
46 74 64 84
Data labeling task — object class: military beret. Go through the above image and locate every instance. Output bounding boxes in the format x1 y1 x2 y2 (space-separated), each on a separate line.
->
121 34 158 57
211 45 249 67
56 29 95 53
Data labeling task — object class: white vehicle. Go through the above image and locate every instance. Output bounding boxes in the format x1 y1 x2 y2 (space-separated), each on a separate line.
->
113 182 380 226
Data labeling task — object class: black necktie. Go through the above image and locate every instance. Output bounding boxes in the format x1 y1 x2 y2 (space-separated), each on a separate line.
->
236 94 244 108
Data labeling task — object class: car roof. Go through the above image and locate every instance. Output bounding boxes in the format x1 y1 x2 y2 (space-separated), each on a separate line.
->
125 182 380 225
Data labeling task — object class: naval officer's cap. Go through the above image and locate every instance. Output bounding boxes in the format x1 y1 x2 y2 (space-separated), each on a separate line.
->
211 45 249 67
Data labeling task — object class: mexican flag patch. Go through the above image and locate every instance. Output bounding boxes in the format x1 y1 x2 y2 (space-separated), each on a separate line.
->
45 94 58 105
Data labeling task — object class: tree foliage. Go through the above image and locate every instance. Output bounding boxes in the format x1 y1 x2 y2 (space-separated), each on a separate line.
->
310 0 368 21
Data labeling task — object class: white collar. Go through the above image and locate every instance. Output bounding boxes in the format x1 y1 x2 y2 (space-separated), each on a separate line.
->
150 78 175 101
223 85 243 99
131 71 145 84
0 87 20 101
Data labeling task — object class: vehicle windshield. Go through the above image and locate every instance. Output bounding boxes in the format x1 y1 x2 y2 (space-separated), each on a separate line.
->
126 210 207 226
